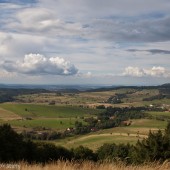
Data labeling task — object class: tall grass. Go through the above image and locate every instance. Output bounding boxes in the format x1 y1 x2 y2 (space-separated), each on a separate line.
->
1 161 170 170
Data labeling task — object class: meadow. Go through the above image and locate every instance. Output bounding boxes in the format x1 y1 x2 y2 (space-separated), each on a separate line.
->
0 103 101 118
0 103 103 131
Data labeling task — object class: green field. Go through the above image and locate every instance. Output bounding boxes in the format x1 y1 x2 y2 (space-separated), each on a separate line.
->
0 103 102 118
148 111 170 117
53 133 140 150
0 103 103 130
129 119 167 129
5 118 85 130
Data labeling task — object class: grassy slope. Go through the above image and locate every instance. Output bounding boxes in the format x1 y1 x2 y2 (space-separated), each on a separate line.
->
148 111 170 117
53 119 167 150
0 107 21 120
54 133 140 150
6 118 85 129
0 103 102 130
0 104 101 118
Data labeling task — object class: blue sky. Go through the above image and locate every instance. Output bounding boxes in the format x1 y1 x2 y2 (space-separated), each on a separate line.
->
0 0 170 85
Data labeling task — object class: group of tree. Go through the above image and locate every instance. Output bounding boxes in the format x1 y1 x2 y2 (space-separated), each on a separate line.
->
105 93 128 104
21 130 63 140
1 123 170 164
0 88 48 103
71 107 148 135
0 124 96 163
143 94 165 101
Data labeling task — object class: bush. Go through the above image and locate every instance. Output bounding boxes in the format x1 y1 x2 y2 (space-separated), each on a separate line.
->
72 146 96 161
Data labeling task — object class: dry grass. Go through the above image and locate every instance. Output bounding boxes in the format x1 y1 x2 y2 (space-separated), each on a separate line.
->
0 161 170 170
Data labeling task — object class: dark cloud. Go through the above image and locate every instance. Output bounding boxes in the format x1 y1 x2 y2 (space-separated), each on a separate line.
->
148 49 170 54
0 0 37 3
127 49 170 54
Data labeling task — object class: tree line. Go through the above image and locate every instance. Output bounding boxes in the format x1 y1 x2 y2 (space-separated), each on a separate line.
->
0 123 170 164
0 89 48 103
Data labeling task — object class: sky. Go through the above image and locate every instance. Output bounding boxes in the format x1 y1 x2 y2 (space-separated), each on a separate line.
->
0 0 170 85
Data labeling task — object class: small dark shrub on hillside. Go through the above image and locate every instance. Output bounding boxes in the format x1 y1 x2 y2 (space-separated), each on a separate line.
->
96 105 105 109
96 143 134 164
35 143 72 163
72 146 97 161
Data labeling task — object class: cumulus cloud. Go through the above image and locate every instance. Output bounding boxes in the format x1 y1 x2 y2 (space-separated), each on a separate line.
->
1 54 78 76
123 67 145 77
123 66 170 78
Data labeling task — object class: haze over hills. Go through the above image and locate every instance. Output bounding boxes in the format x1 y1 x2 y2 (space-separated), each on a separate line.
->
0 83 122 91
0 83 169 91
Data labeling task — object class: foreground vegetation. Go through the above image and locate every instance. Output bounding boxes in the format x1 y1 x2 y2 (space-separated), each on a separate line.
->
0 123 170 165
1 161 170 170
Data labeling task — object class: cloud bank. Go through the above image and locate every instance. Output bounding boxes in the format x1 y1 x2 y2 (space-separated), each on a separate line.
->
1 54 78 76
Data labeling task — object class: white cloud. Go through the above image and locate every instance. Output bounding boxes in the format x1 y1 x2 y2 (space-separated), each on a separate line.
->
123 66 145 77
1 54 78 76
123 66 170 78
144 66 169 77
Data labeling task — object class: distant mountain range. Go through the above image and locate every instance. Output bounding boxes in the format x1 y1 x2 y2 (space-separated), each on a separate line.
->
0 83 169 92
0 84 109 91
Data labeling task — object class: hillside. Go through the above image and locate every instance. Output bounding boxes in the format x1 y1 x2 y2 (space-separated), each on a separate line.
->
0 84 170 150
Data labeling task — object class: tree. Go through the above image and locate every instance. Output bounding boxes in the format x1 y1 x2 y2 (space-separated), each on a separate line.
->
35 143 72 163
132 130 166 163
0 124 25 162
72 146 96 161
97 143 117 160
